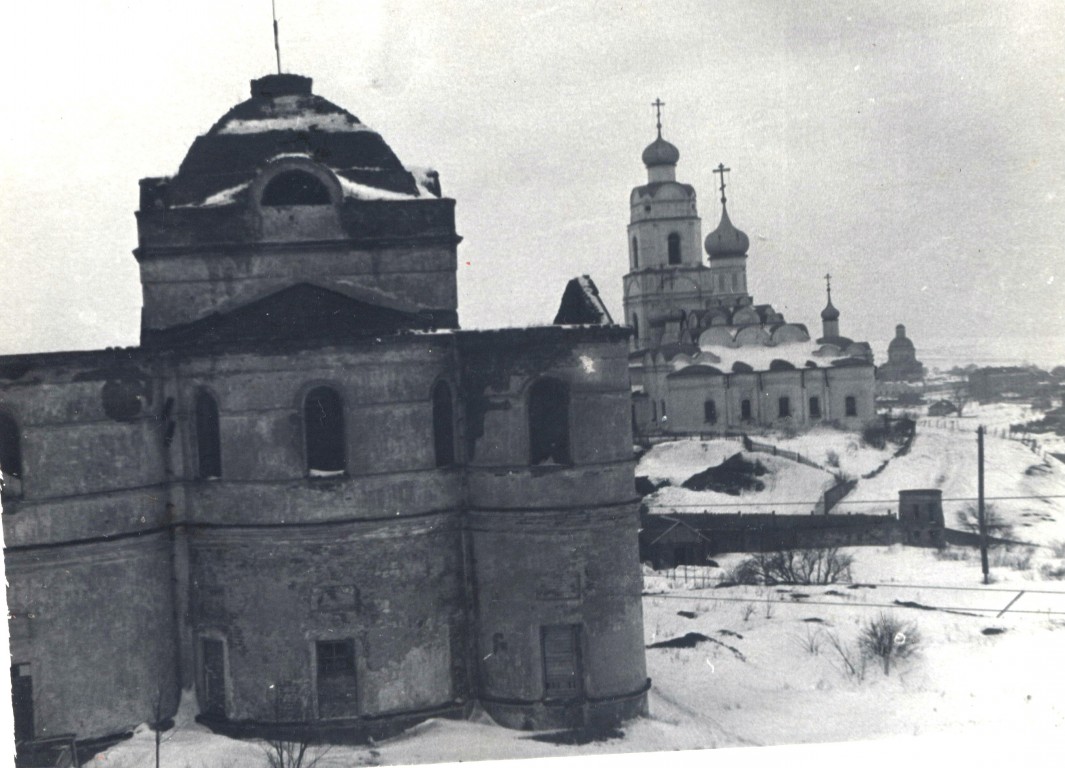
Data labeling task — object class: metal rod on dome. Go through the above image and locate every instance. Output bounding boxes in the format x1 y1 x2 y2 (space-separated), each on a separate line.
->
272 0 282 74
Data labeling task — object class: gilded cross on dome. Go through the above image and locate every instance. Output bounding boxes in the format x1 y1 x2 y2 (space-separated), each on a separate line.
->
713 163 731 204
652 98 665 139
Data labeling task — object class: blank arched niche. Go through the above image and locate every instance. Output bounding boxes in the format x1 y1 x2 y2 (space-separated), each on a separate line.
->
261 169 331 206
432 380 456 468
194 389 222 479
304 386 346 475
528 378 571 465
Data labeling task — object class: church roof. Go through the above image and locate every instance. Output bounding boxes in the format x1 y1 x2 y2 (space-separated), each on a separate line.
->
162 74 423 206
553 275 615 326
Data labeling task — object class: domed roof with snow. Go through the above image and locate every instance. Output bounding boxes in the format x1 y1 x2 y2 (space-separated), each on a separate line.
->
641 136 680 167
165 74 421 206
704 204 749 258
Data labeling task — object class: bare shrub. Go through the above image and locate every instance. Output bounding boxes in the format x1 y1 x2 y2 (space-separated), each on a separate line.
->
861 420 888 449
825 450 841 469
721 558 762 586
956 503 1014 542
990 546 1035 571
824 630 866 682
1040 563 1065 580
262 690 330 768
858 613 920 676
792 625 823 655
934 546 971 562
740 603 756 622
753 548 854 585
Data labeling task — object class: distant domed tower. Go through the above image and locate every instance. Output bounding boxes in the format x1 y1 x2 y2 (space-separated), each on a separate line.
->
879 324 926 381
622 98 715 351
820 273 841 339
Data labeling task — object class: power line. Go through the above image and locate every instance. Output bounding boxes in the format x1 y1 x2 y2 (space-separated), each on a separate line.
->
642 591 1065 617
648 494 1065 509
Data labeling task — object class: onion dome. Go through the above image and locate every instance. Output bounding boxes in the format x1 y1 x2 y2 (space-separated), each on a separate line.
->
641 137 680 167
704 204 749 258
821 299 840 321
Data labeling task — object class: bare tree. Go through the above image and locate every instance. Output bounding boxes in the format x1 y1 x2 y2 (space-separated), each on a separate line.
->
955 502 1014 542
262 689 330 768
950 381 970 417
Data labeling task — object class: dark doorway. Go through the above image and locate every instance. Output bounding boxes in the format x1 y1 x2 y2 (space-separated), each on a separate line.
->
741 399 752 421
201 639 226 718
316 640 358 719
541 625 582 698
11 664 33 742
845 396 858 417
809 396 822 419
432 381 456 467
528 378 571 465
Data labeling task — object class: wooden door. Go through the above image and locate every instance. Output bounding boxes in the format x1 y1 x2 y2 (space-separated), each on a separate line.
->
201 639 226 718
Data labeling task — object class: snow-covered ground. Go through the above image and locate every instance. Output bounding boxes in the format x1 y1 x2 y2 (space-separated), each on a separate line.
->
91 545 1065 767
637 439 839 514
89 405 1065 767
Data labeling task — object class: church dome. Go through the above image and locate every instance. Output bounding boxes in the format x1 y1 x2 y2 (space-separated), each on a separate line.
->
888 324 915 353
641 137 680 167
888 335 915 352
704 205 749 258
165 74 419 206
821 301 840 321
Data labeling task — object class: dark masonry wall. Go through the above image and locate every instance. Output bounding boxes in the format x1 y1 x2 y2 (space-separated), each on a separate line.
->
5 532 179 740
641 511 904 569
186 514 467 723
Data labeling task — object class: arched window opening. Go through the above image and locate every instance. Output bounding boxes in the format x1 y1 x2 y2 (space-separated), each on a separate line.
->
667 233 681 265
740 399 752 422
305 386 345 475
632 237 639 269
261 170 331 206
632 313 639 340
845 396 858 417
703 400 717 424
529 378 570 465
809 396 822 419
195 390 222 479
432 381 456 468
778 397 791 418
0 412 23 498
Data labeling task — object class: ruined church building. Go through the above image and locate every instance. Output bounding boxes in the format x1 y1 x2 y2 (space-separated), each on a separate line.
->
1 73 649 749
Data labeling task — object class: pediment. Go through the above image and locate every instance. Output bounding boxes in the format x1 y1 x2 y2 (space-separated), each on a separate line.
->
143 283 431 348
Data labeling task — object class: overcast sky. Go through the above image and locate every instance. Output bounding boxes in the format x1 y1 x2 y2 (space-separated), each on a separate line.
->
1 0 1063 367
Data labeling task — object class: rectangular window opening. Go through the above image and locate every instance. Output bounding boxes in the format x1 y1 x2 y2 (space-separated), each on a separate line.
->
541 624 582 699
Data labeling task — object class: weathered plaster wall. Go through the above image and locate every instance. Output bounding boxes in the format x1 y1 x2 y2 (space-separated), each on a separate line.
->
186 515 466 721
5 533 179 740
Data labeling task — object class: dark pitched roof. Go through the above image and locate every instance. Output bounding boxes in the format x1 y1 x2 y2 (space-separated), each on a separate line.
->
553 275 615 326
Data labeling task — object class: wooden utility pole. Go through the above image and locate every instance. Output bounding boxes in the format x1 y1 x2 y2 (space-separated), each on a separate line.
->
978 425 989 584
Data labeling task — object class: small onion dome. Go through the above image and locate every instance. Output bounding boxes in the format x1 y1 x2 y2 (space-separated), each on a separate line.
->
704 204 749 257
821 300 840 321
888 335 915 352
642 136 680 167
